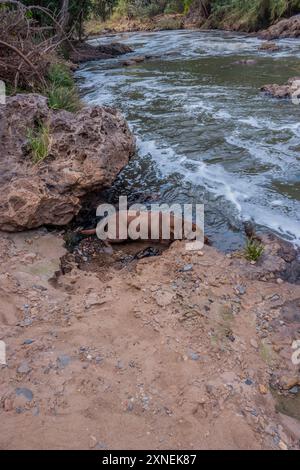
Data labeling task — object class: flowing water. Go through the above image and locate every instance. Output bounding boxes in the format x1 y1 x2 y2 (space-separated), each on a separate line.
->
76 30 300 251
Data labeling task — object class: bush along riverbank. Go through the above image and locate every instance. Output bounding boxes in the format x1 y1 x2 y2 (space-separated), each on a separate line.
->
85 0 300 36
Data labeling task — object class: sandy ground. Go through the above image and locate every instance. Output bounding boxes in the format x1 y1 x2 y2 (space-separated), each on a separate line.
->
0 229 300 450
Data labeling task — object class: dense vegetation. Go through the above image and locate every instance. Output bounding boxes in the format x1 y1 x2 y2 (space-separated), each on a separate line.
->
102 0 300 30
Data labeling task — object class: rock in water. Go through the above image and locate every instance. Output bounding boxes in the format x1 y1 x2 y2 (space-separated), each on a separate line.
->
0 94 135 231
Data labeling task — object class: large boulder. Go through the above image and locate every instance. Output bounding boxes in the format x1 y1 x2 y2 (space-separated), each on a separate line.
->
0 94 135 231
259 14 300 40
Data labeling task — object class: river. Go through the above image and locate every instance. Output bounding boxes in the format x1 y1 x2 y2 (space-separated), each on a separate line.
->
75 29 300 251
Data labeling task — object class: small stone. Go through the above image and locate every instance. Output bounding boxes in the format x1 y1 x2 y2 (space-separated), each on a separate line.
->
89 435 98 449
259 384 268 395
250 339 258 349
23 339 34 345
278 440 288 451
154 290 174 307
289 386 299 395
245 378 253 386
188 351 200 361
180 264 193 272
17 361 31 374
116 360 124 370
276 278 284 285
280 375 299 390
15 407 24 414
57 355 71 369
235 285 246 295
85 293 107 309
15 387 33 402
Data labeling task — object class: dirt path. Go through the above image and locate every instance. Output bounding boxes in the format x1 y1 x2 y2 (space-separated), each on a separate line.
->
0 230 299 450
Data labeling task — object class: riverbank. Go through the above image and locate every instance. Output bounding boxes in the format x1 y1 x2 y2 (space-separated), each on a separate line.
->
0 228 300 449
85 12 300 38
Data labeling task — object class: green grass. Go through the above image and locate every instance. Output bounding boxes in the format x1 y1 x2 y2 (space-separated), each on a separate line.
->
45 62 81 112
47 63 74 89
27 122 50 164
244 238 264 262
47 86 81 112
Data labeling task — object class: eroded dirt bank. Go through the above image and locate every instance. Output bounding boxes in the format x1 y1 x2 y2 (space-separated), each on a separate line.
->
0 229 299 450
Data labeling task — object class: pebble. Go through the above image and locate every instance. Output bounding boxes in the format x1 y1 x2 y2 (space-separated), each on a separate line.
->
180 264 193 272
235 285 246 295
276 278 284 285
15 387 33 402
250 339 258 349
259 384 268 395
245 379 253 386
188 351 200 361
17 361 31 374
23 339 34 345
278 440 288 451
57 355 71 369
289 386 299 395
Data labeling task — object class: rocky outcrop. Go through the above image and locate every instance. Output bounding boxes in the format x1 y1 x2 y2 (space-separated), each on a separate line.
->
70 42 133 63
259 14 300 40
261 77 300 99
0 94 135 231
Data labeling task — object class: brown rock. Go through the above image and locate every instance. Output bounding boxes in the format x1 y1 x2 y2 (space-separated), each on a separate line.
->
259 15 300 40
0 94 135 231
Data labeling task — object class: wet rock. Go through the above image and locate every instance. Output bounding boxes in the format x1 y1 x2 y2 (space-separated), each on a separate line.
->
261 77 300 100
0 94 135 231
70 42 133 63
259 42 281 52
15 387 33 402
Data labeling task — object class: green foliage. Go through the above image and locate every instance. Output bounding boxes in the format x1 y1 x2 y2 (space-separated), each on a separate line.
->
244 238 264 262
47 86 81 112
27 122 50 164
204 0 300 30
113 1 184 19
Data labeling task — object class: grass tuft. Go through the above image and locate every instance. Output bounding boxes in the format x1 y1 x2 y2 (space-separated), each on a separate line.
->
244 238 264 262
47 86 81 112
27 122 50 164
